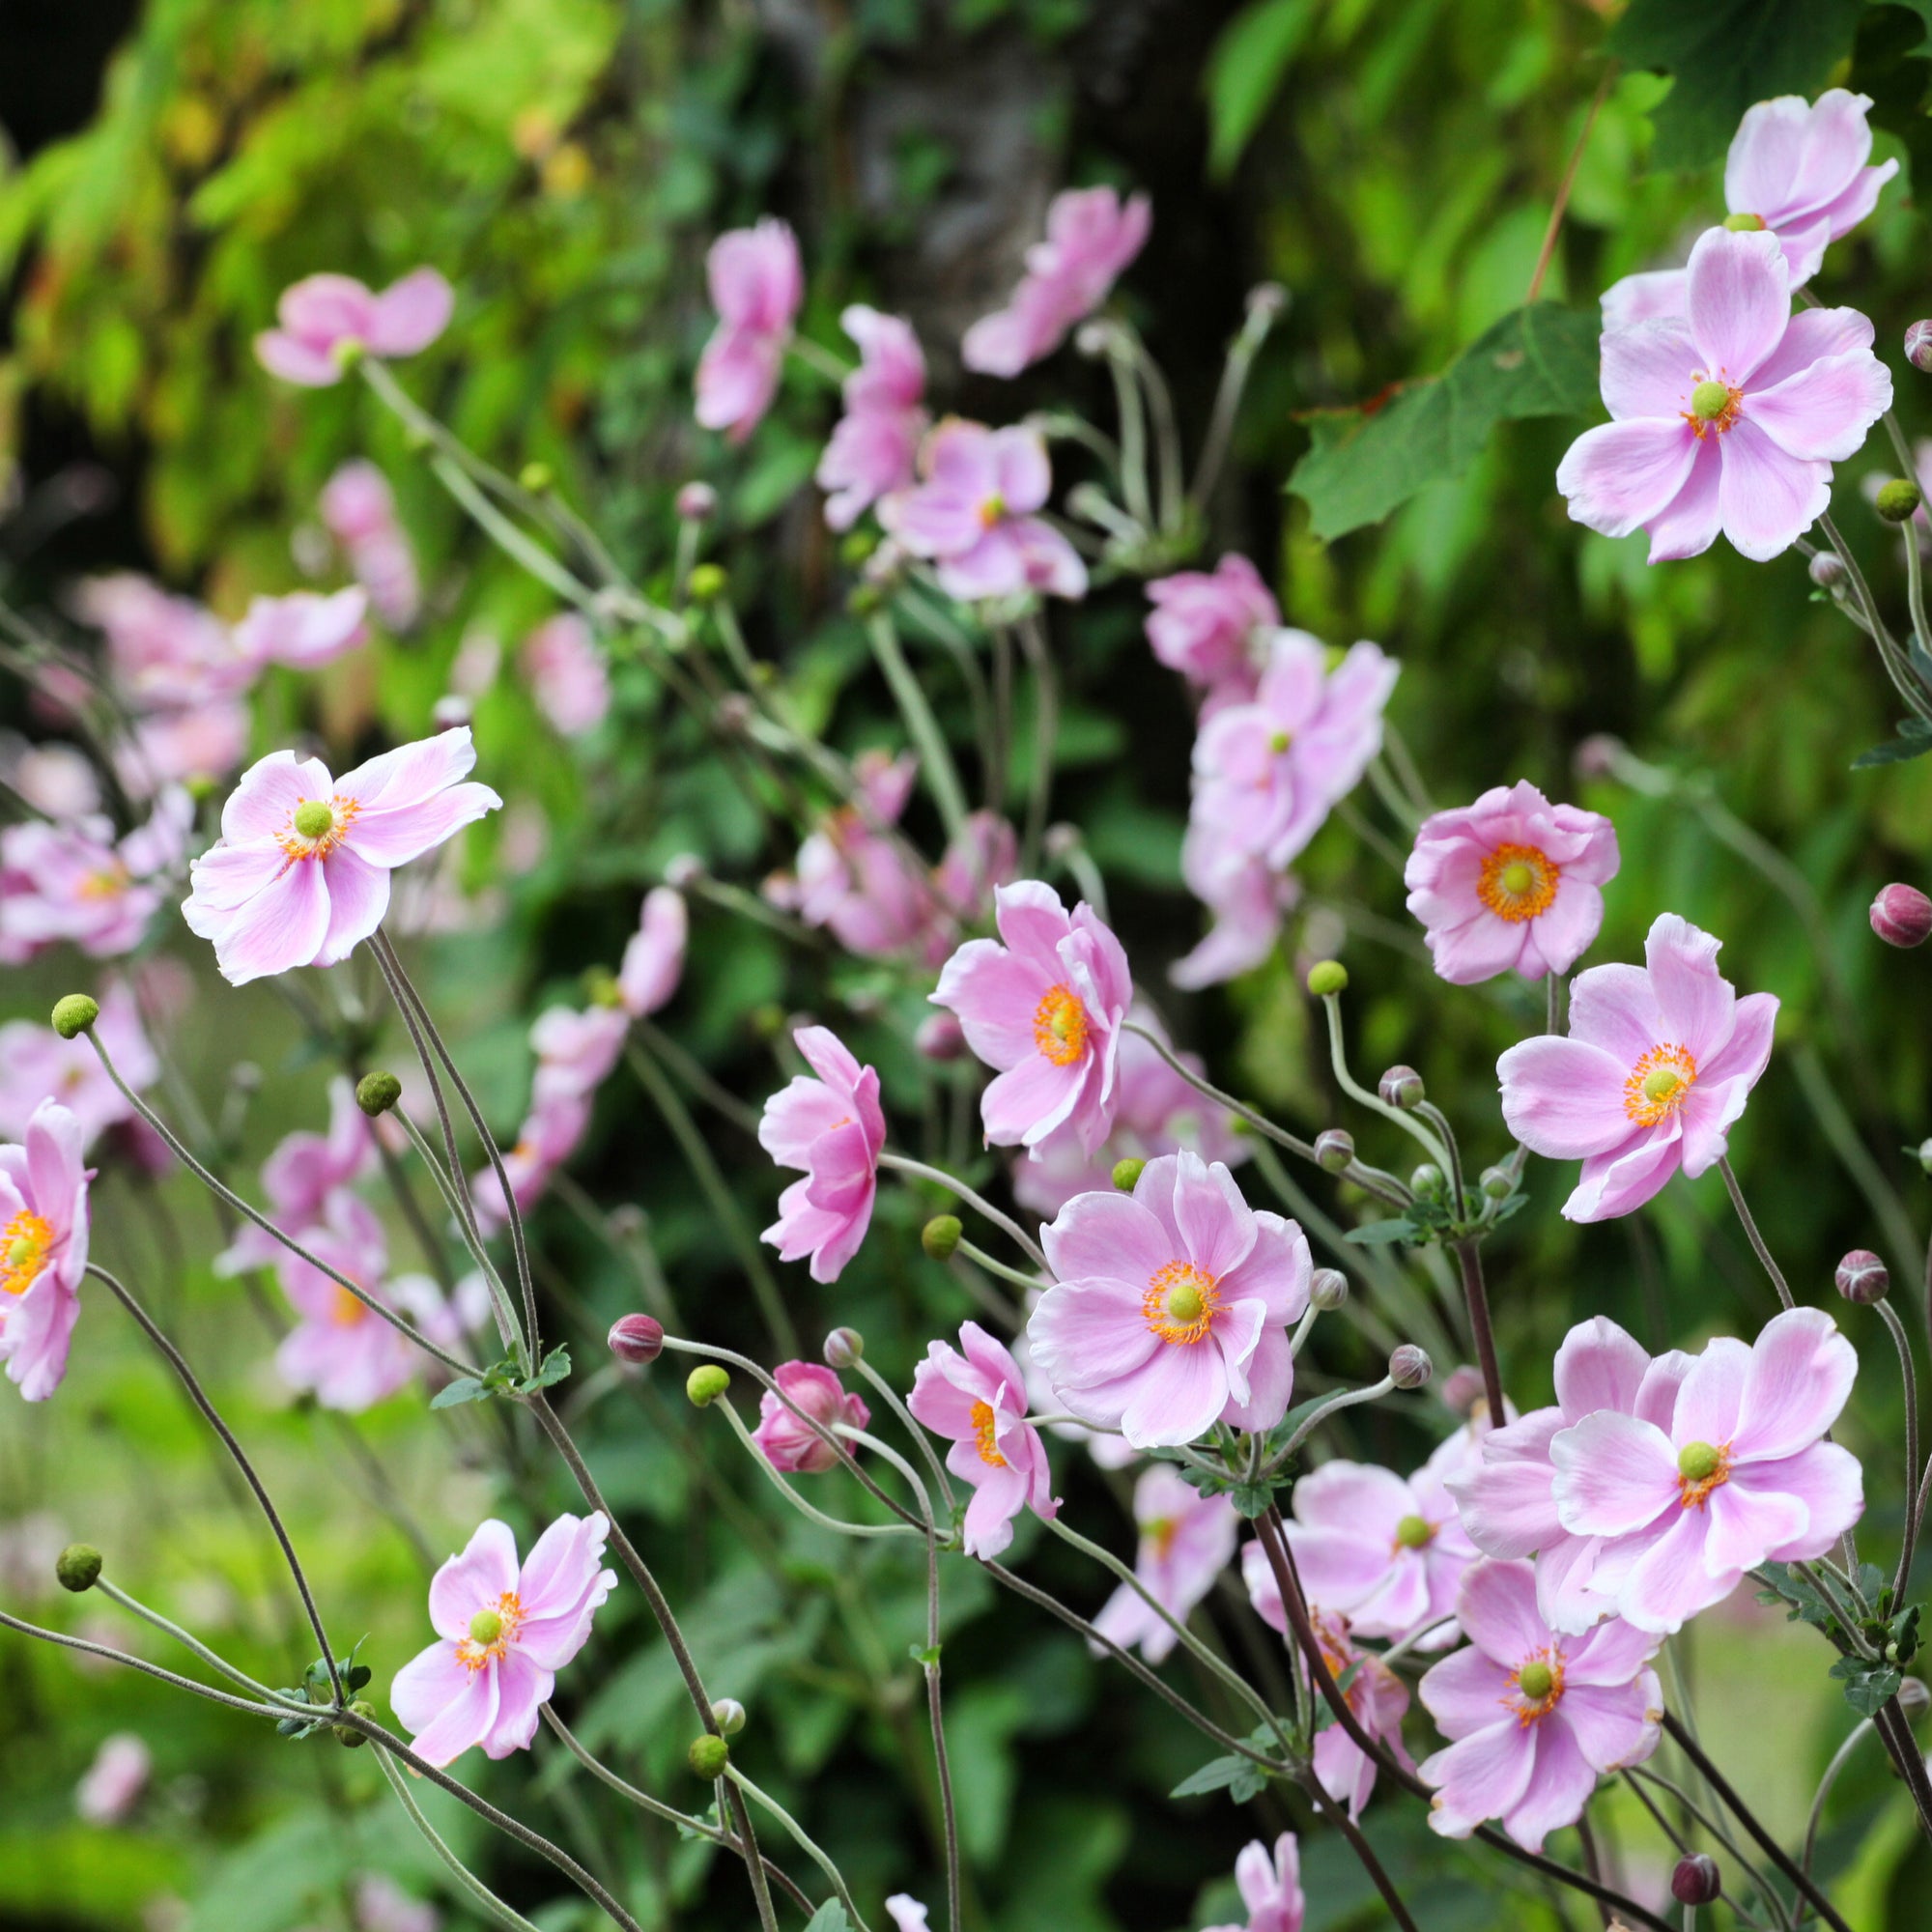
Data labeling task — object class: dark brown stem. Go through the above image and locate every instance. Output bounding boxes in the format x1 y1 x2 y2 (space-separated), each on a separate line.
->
1297 1770 1420 1932
1454 1238 1506 1423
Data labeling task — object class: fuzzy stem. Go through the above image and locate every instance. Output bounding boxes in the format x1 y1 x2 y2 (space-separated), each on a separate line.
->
727 1767 871 1932
372 1746 545 1932
1717 1155 1795 1311
880 1150 1049 1269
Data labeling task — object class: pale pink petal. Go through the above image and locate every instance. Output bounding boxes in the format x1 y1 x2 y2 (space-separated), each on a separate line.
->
1549 1413 1677 1537
367 269 455 357
1749 1443 1864 1558
1717 420 1829 561
1643 437 1726 562
428 1520 522 1638
1499 1717 1598 1853
1495 1037 1631 1158
1455 1557 1549 1664
312 847 391 967
1555 418 1700 540
1731 1307 1857 1462
1685 228 1790 384
1703 1479 1808 1575
255 331 345 386
1417 1644 1516 1736
1616 1508 1727 1634
1564 1127 1682 1222
1027 1278 1163 1392
1643 914 1734 1062
389 1640 472 1736
210 858 332 985
1748 344 1889 463
480 1646 551 1758
403 1661 499 1769
1599 320 1700 420
1421 1719 1537 1839
1119 1338 1227 1448
1565 962 1663 1063
1553 1316 1651 1421
1670 1336 1750 1448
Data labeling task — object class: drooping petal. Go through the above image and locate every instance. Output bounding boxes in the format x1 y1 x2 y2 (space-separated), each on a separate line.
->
313 847 391 966
1717 420 1829 561
210 858 332 985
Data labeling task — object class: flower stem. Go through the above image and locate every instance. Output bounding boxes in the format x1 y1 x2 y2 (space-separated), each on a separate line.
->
867 611 971 844
1266 1374 1397 1467
94 1578 298 1706
372 1745 545 1932
1717 1155 1795 1311
1878 1296 1922 1601
1453 1238 1507 1424
879 1151 1049 1269
1014 611 1059 875
712 1396 923 1539
726 1767 872 1932
1319 994 1451 1169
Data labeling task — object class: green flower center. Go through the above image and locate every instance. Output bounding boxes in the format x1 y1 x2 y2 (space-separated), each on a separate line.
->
293 800 336 839
469 1609 504 1646
1165 1280 1205 1324
1517 1661 1554 1702
1722 213 1766 232
1689 381 1733 422
1394 1514 1434 1550
1641 1065 1688 1104
1677 1440 1722 1483
1498 860 1535 895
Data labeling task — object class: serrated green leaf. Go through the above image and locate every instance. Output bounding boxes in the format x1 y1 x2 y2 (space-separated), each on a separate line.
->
1830 1655 1903 1717
523 1344 572 1391
1170 1753 1248 1799
430 1376 489 1409
1852 722 1932 769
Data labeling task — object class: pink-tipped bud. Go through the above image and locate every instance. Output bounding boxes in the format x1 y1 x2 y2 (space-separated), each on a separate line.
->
1440 1365 1486 1416
1835 1249 1889 1305
1872 883 1932 949
432 695 472 731
676 481 718 522
1389 1346 1432 1390
916 1013 966 1062
1899 1676 1930 1717
1314 1129 1354 1174
822 1326 864 1368
609 1314 665 1365
1378 1065 1424 1110
1808 550 1847 590
1670 1854 1720 1907
1908 321 1932 374
1572 733 1623 780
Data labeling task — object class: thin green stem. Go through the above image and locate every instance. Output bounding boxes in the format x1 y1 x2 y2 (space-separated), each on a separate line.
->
1319 995 1450 1168
727 1767 870 1932
713 1397 923 1539
373 1747 544 1932
879 1150 1048 1269
867 611 971 843
94 1578 298 1706
1718 1155 1795 1311
1014 613 1058 875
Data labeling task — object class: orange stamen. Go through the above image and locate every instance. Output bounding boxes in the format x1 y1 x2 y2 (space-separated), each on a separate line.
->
1033 984 1091 1067
1475 843 1559 923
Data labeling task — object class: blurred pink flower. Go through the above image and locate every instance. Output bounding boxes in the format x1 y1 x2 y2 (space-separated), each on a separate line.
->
931 810 1018 937
0 789 192 963
752 1361 872 1474
1145 554 1279 692
521 615 611 737
183 728 500 985
932 881 1131 1157
0 1100 91 1402
0 981 158 1150
1405 781 1620 984
75 1733 151 1825
0 737 100 818
472 1091 590 1236
1559 228 1890 563
233 588 370 673
320 463 420 628
696 218 803 441
1497 912 1777 1221
117 703 250 796
757 1026 886 1283
272 1193 418 1410
1169 837 1301 991
818 306 927 529
1203 1834 1303 1932
391 1513 614 1767
908 1321 1059 1556
1548 1307 1862 1634
1091 1464 1236 1662
779 752 934 959
619 887 687 1017
1032 1152 1310 1448
529 1006 629 1107
885 1898 928 1932
880 420 1087 602
73 575 245 710
353 1874 439 1932
1418 1558 1662 1851
962 185 1151 377
217 1076 375 1276
256 269 454 386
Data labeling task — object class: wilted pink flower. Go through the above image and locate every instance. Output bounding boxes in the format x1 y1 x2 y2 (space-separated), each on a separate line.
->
619 887 687 1017
1497 912 1777 1221
696 218 803 442
1419 1559 1662 1851
1145 554 1279 692
1284 1435 1479 1650
818 306 927 529
1092 1464 1236 1662
1446 1316 1692 1634
353 1874 439 1932
391 1513 614 1767
908 1321 1059 1556
1032 1152 1310 1448
217 1076 375 1276
962 185 1151 377
758 1027 886 1283
320 463 420 629
272 1194 418 1410
1203 1834 1303 1932
0 1100 90 1402
1549 1307 1862 1634
1405 781 1620 984
933 881 1131 1157
183 728 501 985
256 269 454 386
1012 1009 1248 1217
521 615 611 737
234 589 371 673
0 789 192 962
75 1733 151 1824
879 421 1087 603
1559 228 1890 563
1603 91 1897 326
472 1091 590 1236
753 1361 871 1474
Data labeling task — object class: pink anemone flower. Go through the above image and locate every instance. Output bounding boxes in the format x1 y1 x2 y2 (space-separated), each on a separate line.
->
255 269 453 387
1418 1558 1663 1852
271 1194 418 1411
0 789 192 962
1604 90 1898 327
757 1027 887 1284
618 887 687 1018
1405 781 1620 985
182 727 501 986
217 1075 375 1276
1203 1834 1304 1932
391 1514 615 1768
818 306 927 529
1445 1316 1693 1634
472 1090 590 1236
75 1733 151 1825
1170 838 1302 991
321 462 420 629
962 185 1151 377
1548 1307 1863 1634
233 588 370 673
908 1321 1060 1557
1031 1151 1311 1448
1497 912 1777 1222
752 1361 871 1474
521 615 611 738
1091 1464 1237 1662
0 1100 91 1402
1558 227 1890 563
777 751 934 959
1145 553 1280 695
696 218 803 442
932 880 1132 1158
0 981 157 1150
879 420 1087 603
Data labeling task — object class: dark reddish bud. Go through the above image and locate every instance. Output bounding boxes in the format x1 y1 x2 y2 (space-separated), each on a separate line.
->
1872 883 1932 949
608 1314 665 1365
1909 321 1932 373
1835 1250 1889 1305
1670 1854 1720 1907
1314 1129 1354 1174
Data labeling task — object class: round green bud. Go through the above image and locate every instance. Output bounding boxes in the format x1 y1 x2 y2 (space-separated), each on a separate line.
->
712 1697 747 1735
846 583 883 618
922 1215 963 1263
1677 1439 1722 1483
1516 1662 1554 1702
1306 960 1349 998
686 1364 730 1407
293 799 335 839
1314 1129 1354 1175
688 1734 731 1778
1479 1165 1514 1201
334 1698 377 1747
519 461 554 495
1877 478 1923 524
1721 212 1766 232
1394 1514 1434 1550
1111 1157 1147 1192
822 1326 864 1368
355 1070 402 1118
56 1543 102 1593
1410 1163 1447 1202
1309 1267 1349 1311
51 994 99 1040
333 337 367 371
1689 380 1733 421
687 563 727 605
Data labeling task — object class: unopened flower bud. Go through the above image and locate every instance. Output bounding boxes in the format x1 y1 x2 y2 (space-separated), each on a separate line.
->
822 1326 864 1368
1808 550 1847 590
1919 1138 1932 1176
431 695 472 731
1074 320 1110 358
355 1070 402 1118
1314 1129 1354 1174
57 1544 102 1592
1479 1165 1514 1200
51 994 99 1040
1872 883 1932 949
609 1314 665 1365
915 1013 965 1061
1898 1676 1930 1717
1670 1854 1721 1907
688 1734 730 1778
686 1365 730 1407
664 852 704 889
1378 1065 1424 1109
1877 478 1923 524
711 1697 747 1735
676 481 717 522
839 528 877 567
687 562 727 605
1112 1157 1147 1192
716 694 753 734
1440 1365 1486 1416
519 461 554 495
1246 282 1289 322
922 1215 962 1263
1306 959 1349 998
1410 1162 1446 1201
1309 1268 1349 1311
1908 321 1932 374
1835 1249 1889 1304
334 1698 377 1747
1389 1346 1433 1391
1571 733 1622 780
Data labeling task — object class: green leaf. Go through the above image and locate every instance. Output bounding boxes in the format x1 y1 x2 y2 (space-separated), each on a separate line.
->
1204 0 1321 179
803 1903 852 1932
1830 1654 1903 1717
523 1344 573 1392
430 1376 489 1409
1852 719 1932 768
908 1642 942 1667
1607 0 1865 169
1287 304 1601 541
1344 1218 1417 1245
1168 1751 1266 1803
